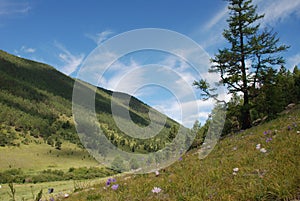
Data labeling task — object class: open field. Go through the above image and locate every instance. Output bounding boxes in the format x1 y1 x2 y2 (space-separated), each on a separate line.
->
0 142 98 172
0 176 111 201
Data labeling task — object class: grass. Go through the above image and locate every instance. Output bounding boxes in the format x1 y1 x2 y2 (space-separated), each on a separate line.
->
0 177 109 201
65 106 300 201
0 141 98 173
0 141 106 200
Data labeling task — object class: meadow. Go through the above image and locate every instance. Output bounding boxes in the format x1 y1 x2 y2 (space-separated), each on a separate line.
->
64 106 300 201
0 142 97 172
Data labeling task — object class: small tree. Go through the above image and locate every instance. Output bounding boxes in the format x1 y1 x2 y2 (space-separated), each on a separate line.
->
194 0 289 129
55 139 62 150
168 125 178 142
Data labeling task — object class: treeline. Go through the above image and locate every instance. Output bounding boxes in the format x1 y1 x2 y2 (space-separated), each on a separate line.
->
0 167 116 184
190 66 300 149
223 66 300 135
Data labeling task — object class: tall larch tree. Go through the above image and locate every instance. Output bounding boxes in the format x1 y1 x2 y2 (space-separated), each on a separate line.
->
194 0 289 129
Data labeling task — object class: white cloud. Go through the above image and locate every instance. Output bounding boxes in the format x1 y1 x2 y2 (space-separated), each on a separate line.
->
257 0 300 26
204 6 228 31
198 0 299 50
100 59 142 92
55 41 85 76
152 98 216 128
203 0 299 32
86 30 114 45
0 1 31 16
21 46 35 53
287 53 300 69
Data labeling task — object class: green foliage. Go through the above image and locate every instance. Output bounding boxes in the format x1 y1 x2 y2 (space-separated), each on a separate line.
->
0 167 116 184
0 50 180 155
8 183 16 201
34 189 43 201
55 139 62 150
189 120 207 149
194 0 289 129
111 156 126 173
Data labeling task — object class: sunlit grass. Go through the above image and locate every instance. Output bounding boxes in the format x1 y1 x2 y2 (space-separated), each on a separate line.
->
0 142 98 172
66 107 300 201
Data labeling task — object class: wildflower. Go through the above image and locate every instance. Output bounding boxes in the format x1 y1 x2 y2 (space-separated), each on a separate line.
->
256 144 261 150
260 148 267 153
50 198 55 201
64 193 69 198
297 131 300 134
152 187 162 194
155 170 160 176
0 185 1 189
233 167 239 172
266 137 272 143
263 131 268 135
111 184 119 190
233 147 237 151
232 172 237 176
287 126 291 131
178 157 183 161
106 178 116 186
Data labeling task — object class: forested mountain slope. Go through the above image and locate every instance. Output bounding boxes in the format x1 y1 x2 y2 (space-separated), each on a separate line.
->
0 50 179 153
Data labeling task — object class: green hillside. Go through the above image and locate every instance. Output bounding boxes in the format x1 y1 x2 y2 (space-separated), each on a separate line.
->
65 105 300 201
0 50 181 174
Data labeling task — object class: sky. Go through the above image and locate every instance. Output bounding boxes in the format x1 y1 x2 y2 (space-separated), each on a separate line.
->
1 0 300 127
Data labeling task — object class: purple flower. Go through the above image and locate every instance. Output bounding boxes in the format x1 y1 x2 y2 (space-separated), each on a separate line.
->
288 126 291 131
50 198 55 201
178 157 183 161
266 137 272 143
263 131 268 135
111 184 119 190
106 178 116 186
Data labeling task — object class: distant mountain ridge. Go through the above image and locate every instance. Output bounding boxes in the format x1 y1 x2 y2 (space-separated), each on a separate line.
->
0 50 179 153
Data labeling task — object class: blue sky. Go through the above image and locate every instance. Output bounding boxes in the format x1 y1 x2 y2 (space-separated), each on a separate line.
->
1 0 300 127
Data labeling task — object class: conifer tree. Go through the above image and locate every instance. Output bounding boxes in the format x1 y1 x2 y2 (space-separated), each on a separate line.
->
194 0 289 129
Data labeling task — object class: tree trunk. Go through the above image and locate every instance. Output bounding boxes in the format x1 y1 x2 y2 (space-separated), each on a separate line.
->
241 91 252 129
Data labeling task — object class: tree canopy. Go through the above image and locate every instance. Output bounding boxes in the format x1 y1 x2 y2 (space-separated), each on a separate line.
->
194 0 289 129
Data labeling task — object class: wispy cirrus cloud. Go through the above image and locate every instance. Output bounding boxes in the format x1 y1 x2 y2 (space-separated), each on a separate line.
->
203 0 299 31
257 0 300 26
0 0 31 16
198 0 300 50
54 41 85 76
204 6 228 31
86 30 114 45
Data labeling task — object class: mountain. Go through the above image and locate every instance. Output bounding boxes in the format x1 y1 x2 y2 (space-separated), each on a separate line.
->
0 50 180 157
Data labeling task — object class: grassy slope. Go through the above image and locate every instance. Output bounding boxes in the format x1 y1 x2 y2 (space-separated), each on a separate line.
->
0 49 178 155
66 106 300 201
0 142 97 172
